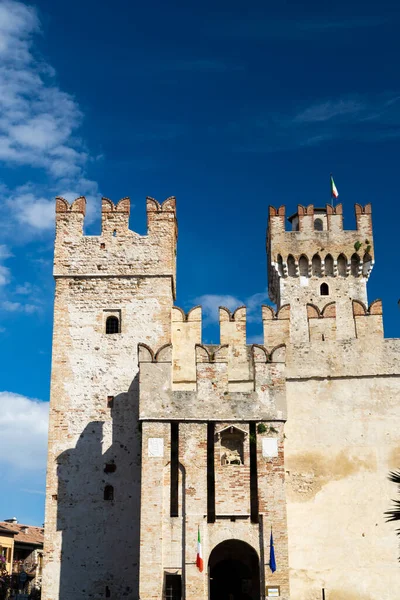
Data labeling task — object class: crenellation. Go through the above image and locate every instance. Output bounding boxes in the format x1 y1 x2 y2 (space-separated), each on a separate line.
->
101 197 130 235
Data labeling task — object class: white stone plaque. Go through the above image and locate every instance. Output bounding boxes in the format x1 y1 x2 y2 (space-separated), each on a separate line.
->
262 437 278 458
148 437 164 457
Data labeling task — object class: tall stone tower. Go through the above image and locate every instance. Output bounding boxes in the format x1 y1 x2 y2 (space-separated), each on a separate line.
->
42 196 177 600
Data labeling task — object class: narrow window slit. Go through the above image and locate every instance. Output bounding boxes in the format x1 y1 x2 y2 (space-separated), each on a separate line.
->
170 422 179 517
104 485 114 501
207 422 216 523
249 422 259 523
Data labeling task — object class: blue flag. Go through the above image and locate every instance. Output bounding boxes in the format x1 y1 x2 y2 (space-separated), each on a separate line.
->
269 530 276 573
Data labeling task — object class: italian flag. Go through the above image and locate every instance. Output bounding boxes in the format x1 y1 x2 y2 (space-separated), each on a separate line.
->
331 175 339 199
196 527 203 572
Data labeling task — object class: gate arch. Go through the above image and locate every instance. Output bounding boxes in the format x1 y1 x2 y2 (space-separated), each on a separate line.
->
208 539 260 600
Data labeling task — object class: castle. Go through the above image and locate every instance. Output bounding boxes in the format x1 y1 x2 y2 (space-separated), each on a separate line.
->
42 196 400 600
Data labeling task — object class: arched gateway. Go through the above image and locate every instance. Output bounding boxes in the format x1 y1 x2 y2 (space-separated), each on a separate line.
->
209 539 260 600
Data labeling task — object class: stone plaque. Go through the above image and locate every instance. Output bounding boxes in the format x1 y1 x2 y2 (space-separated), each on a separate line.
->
262 437 278 458
148 437 164 457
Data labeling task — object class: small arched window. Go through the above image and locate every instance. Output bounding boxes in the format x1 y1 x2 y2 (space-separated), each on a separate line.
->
106 316 119 334
314 218 323 231
351 253 360 277
299 255 309 277
337 254 347 277
104 485 114 501
312 254 322 277
320 283 329 296
287 254 296 277
277 254 284 276
325 254 334 276
362 253 372 276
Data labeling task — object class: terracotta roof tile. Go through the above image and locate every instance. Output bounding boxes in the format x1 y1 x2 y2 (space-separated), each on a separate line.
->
0 522 44 546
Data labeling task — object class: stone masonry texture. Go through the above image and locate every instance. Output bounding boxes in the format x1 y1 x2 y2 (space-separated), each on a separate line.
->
42 196 400 600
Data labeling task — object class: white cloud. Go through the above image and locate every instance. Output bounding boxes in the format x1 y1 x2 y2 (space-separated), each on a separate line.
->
194 293 243 326
0 391 49 471
0 245 12 260
0 264 10 286
2 300 40 313
294 99 364 123
15 282 33 294
194 290 271 326
0 245 11 286
0 0 100 235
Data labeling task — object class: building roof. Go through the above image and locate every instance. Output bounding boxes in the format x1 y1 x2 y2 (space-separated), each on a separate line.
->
0 522 44 546
0 525 15 536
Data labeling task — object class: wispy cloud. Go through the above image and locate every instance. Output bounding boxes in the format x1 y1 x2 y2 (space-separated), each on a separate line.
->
0 0 100 235
209 15 389 41
2 300 41 314
227 92 400 153
20 488 46 496
0 244 11 286
293 99 365 124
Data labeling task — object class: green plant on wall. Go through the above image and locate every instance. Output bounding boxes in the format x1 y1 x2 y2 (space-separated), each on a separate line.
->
257 423 278 435
354 240 362 252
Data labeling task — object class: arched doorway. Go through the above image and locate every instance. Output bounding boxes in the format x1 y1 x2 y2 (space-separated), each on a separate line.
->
208 539 260 600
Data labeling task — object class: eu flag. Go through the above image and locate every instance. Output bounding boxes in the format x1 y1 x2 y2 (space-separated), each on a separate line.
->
269 530 277 573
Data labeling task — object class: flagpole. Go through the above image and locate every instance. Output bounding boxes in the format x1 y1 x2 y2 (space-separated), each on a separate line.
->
330 173 333 207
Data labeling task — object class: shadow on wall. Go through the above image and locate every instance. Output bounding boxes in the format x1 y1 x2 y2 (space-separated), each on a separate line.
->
56 375 140 600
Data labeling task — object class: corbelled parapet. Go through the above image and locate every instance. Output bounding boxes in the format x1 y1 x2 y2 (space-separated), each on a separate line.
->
54 195 177 296
267 203 374 305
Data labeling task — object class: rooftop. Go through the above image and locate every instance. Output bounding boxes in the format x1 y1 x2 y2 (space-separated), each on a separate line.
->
0 522 44 546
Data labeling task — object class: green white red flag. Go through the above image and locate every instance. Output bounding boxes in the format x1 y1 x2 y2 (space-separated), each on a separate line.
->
331 175 339 199
196 527 203 572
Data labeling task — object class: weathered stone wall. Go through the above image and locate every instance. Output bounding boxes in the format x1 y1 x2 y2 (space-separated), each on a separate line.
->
285 344 400 600
42 196 177 600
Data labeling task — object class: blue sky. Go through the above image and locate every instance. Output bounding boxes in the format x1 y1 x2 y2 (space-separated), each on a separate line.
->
0 0 399 526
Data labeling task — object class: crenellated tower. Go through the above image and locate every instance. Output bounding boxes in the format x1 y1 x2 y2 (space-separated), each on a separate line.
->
43 195 177 600
267 203 374 341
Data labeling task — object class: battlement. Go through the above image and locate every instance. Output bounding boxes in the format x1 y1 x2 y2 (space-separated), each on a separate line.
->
138 339 287 422
54 195 177 294
262 298 383 345
136 297 389 422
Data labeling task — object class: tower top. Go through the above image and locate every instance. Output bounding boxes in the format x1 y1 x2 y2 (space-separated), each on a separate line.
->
267 203 374 311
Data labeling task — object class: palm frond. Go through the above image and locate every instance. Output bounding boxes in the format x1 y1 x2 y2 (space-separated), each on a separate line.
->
388 470 400 485
385 500 400 523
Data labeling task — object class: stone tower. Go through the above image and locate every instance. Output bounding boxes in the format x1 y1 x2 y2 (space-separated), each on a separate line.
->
43 196 400 600
42 196 177 600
